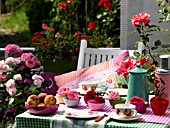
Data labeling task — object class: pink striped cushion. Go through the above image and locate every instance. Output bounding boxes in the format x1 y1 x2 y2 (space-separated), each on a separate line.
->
54 50 129 89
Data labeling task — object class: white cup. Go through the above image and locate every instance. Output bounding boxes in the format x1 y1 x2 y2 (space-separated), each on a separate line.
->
115 103 137 117
79 81 98 93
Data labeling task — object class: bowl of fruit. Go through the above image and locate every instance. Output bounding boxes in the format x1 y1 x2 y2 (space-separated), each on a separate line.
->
25 93 59 115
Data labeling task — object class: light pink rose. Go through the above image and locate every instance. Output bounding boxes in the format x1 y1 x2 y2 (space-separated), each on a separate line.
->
13 74 22 81
32 74 44 82
3 64 9 72
67 90 80 100
8 87 17 96
14 58 21 64
5 57 15 64
58 87 70 97
5 79 15 89
0 60 5 69
25 59 35 68
33 79 42 87
108 91 120 100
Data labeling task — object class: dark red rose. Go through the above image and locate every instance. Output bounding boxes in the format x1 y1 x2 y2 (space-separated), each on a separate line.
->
84 90 96 104
104 2 112 10
94 96 105 103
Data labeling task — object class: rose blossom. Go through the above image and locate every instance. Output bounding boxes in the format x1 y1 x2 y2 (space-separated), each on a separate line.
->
33 79 43 88
21 53 34 61
25 59 35 68
13 74 22 81
5 44 23 55
3 64 9 72
58 87 70 97
32 74 44 82
8 87 17 96
5 79 15 89
130 96 145 104
58 2 67 9
0 60 5 69
42 23 48 29
67 90 80 100
131 12 150 27
108 91 120 100
5 57 15 64
88 22 96 30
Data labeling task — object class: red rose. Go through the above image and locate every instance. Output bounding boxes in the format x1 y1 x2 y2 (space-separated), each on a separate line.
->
104 2 112 10
94 96 105 104
131 12 150 27
88 22 96 30
59 2 68 9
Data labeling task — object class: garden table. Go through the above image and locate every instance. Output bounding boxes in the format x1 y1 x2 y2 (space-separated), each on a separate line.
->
13 96 170 128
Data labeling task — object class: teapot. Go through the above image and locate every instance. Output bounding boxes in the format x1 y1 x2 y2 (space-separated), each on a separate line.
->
126 65 148 103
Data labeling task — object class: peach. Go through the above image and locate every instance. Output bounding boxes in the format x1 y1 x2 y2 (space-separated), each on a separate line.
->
44 95 57 106
26 95 40 106
38 93 47 103
37 103 46 106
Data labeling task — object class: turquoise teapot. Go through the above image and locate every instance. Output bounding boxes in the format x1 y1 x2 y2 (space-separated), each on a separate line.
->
126 65 148 103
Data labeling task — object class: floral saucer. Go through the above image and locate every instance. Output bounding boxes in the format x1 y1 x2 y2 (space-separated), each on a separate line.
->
108 112 142 121
64 110 99 119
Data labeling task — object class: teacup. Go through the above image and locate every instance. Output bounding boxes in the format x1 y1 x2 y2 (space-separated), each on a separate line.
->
79 81 98 93
115 103 137 117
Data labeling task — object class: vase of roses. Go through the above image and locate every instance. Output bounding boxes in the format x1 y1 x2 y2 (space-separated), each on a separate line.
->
0 44 49 127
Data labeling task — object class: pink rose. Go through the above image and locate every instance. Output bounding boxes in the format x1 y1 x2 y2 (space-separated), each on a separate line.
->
32 74 44 82
3 64 9 72
131 12 150 27
42 23 48 29
67 90 80 100
0 60 5 69
130 96 145 105
5 44 23 56
108 91 120 100
31 56 41 66
58 87 70 97
25 59 35 68
21 53 33 61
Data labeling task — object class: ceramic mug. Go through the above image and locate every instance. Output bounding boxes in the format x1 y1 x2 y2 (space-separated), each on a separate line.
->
115 103 137 117
79 81 98 92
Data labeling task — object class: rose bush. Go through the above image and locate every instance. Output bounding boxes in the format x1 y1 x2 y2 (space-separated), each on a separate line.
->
0 44 49 127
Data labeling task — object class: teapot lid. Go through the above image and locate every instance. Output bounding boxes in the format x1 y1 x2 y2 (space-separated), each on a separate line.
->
129 65 147 73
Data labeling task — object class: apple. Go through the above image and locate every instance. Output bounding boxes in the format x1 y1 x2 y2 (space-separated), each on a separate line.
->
38 93 47 103
37 103 46 106
26 95 40 106
44 95 57 106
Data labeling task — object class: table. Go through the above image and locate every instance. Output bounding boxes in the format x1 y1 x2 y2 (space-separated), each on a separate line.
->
13 98 170 128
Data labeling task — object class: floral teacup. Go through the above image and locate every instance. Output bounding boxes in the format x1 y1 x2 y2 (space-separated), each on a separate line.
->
115 104 137 117
79 81 98 93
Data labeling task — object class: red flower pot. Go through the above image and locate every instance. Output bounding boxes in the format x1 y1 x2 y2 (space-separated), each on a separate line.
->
150 96 169 115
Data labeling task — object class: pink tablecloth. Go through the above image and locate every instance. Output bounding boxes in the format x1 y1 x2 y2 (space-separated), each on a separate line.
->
58 97 170 126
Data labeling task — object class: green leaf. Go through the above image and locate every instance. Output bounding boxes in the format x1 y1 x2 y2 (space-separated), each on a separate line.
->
9 98 14 105
154 40 161 46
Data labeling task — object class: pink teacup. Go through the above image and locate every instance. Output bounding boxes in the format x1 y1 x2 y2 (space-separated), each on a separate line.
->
87 100 105 111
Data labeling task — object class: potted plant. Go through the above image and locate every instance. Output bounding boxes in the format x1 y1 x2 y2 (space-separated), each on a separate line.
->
150 76 169 115
56 87 71 104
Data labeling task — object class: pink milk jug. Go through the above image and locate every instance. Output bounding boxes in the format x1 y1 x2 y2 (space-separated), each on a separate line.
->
155 55 170 108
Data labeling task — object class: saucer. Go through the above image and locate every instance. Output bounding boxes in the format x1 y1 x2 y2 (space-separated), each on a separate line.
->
72 88 103 95
108 112 142 121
